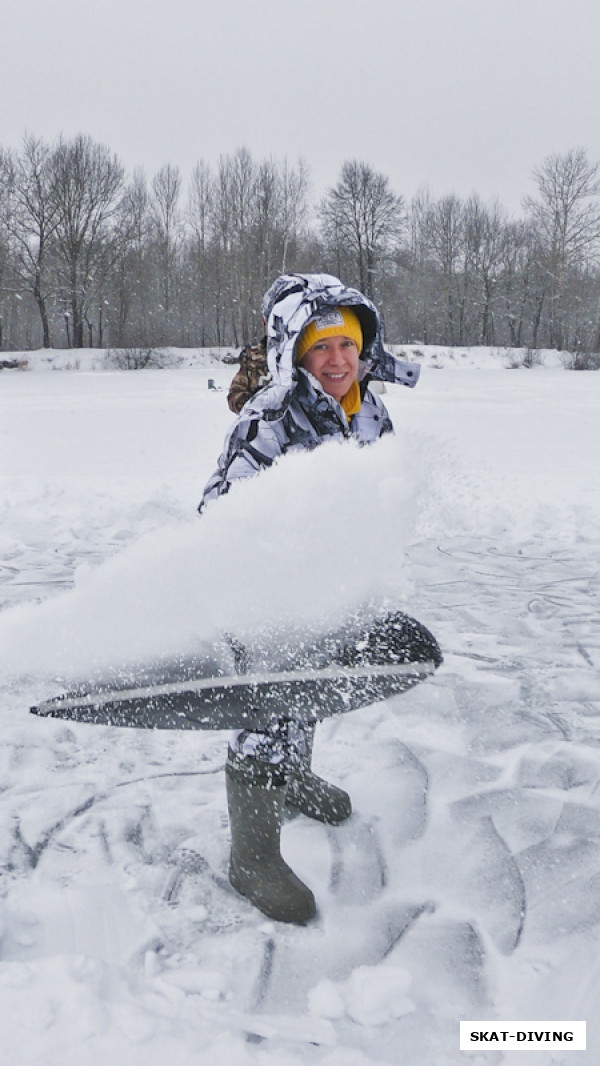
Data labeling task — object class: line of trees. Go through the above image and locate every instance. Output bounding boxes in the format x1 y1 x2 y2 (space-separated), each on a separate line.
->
1 135 600 352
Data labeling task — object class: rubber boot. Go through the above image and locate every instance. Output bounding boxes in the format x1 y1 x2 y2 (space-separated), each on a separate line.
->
285 723 352 825
225 752 317 924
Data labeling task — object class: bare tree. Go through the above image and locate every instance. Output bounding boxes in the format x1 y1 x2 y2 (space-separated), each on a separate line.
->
110 169 152 345
464 196 510 345
7 130 600 354
228 148 260 342
279 158 309 274
0 136 60 347
51 134 125 347
320 161 405 299
150 164 182 338
423 194 466 343
210 153 238 344
398 188 433 342
525 149 600 348
190 152 311 345
188 161 213 249
187 160 213 345
211 148 264 343
493 219 532 347
254 158 280 289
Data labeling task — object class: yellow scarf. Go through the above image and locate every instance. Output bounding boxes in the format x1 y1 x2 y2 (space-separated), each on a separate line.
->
340 379 362 420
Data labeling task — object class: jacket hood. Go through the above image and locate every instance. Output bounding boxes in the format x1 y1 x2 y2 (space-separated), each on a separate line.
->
261 273 420 393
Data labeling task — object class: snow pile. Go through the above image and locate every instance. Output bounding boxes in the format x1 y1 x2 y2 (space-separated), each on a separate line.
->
389 343 569 370
0 434 418 682
309 966 415 1026
12 346 232 373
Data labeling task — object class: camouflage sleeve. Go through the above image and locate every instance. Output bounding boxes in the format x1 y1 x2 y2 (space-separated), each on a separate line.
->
226 342 269 414
227 366 251 414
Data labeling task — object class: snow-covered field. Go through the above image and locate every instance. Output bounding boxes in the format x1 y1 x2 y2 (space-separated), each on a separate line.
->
1 355 599 1065
6 341 571 374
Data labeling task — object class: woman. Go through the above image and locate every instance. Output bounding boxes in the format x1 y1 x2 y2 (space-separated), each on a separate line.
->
200 272 440 924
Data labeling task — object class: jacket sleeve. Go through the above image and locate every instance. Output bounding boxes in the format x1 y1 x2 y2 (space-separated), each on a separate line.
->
198 415 286 511
349 388 394 442
226 342 269 414
226 367 250 414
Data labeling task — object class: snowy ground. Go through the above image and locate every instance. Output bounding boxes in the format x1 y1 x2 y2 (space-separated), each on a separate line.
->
1 358 599 1065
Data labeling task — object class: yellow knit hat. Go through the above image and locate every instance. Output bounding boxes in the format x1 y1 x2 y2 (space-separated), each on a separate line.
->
296 307 363 363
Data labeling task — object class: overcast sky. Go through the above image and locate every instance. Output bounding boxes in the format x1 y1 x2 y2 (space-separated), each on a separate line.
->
2 0 600 215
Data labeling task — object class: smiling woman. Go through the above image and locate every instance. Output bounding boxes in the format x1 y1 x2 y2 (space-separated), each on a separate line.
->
199 274 421 509
195 272 439 925
295 306 363 408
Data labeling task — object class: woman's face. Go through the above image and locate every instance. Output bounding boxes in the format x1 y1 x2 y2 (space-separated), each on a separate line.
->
300 335 360 402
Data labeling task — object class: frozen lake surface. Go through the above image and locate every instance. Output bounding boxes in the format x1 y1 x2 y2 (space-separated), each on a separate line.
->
1 363 599 1065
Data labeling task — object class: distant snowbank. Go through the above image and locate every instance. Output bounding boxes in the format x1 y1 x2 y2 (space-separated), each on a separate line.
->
0 343 591 373
1 346 230 373
390 344 570 370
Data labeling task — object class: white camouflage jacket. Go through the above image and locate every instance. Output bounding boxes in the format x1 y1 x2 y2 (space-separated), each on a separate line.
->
199 273 420 511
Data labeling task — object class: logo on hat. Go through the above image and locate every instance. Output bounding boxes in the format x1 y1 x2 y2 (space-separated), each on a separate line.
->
313 311 345 332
